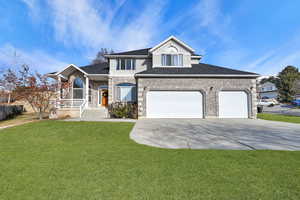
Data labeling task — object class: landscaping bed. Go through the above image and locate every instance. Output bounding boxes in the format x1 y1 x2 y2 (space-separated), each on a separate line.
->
0 121 299 199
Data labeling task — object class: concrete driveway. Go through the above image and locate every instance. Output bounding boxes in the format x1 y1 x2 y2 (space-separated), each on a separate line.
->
130 119 300 150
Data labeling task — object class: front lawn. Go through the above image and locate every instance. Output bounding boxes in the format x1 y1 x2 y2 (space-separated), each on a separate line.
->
0 121 299 199
258 113 300 124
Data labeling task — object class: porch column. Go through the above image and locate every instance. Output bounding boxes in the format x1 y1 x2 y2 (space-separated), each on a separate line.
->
57 76 61 100
85 76 89 108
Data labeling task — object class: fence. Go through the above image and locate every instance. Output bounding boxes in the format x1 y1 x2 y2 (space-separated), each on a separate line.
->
0 105 24 121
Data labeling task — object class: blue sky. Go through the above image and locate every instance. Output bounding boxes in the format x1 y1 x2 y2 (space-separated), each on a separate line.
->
0 0 300 75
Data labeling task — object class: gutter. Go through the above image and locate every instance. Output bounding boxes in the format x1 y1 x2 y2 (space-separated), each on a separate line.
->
135 74 260 78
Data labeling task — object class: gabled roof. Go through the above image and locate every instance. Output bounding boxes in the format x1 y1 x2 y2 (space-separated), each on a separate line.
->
48 62 109 76
149 35 195 53
136 63 259 77
55 64 88 75
105 47 200 56
108 48 151 56
79 62 109 74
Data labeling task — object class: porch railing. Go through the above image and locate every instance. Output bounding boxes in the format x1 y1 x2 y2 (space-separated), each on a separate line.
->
79 99 87 118
50 99 85 108
50 99 87 119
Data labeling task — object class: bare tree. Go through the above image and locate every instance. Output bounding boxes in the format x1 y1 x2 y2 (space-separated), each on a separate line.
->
92 48 114 64
0 69 18 103
1 65 68 120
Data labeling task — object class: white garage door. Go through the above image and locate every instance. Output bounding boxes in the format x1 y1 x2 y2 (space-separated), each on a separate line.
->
219 91 248 118
146 91 203 118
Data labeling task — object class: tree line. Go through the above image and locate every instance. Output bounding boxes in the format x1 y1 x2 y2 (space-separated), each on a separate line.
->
260 66 300 102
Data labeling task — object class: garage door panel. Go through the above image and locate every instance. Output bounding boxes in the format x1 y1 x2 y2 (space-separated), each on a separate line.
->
219 91 248 118
147 91 203 118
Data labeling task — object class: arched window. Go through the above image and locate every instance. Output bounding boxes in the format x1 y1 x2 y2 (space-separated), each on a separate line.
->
161 46 183 66
116 83 136 102
73 77 84 99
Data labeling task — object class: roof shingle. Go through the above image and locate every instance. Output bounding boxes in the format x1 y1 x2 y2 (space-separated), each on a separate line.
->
79 62 109 74
136 63 259 76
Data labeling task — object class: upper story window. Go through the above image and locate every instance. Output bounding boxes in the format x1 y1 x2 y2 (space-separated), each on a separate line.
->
117 58 136 70
161 54 183 66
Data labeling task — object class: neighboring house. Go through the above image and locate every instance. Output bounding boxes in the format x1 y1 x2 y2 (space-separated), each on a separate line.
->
258 81 278 99
48 36 259 119
294 80 300 100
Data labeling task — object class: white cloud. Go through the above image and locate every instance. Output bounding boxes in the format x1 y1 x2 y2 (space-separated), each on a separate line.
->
20 0 41 20
21 0 36 10
19 0 300 76
46 0 166 53
0 44 68 73
191 0 233 44
249 50 300 76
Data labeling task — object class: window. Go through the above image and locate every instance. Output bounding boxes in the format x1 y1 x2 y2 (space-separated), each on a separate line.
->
117 59 136 70
161 54 183 66
73 77 84 99
116 83 136 102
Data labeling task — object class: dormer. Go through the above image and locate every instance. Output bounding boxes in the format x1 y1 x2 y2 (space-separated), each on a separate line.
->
149 36 200 68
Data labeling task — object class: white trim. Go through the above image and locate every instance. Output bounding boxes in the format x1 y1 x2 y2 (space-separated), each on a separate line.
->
98 89 107 107
191 55 202 58
135 74 260 78
88 74 109 76
55 64 87 76
149 36 195 53
108 75 135 78
118 86 134 102
105 55 149 58
58 74 68 80
98 85 108 106
85 76 89 108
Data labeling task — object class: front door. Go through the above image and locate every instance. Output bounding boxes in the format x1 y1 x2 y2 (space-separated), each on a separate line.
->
100 89 108 106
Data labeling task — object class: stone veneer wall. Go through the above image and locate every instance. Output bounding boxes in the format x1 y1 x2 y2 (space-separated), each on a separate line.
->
68 71 108 107
89 81 108 107
108 76 136 103
137 77 257 118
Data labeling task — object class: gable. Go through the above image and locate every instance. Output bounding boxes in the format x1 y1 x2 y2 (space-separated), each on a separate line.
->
149 36 194 54
152 39 192 56
150 37 194 68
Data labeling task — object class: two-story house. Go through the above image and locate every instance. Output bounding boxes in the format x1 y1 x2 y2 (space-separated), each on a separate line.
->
258 81 278 99
48 36 259 119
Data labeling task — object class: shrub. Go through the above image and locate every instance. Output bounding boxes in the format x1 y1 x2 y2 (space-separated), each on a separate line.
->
0 105 24 121
108 102 138 119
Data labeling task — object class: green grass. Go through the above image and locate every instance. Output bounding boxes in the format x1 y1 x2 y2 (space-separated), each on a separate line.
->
258 113 300 124
0 121 299 200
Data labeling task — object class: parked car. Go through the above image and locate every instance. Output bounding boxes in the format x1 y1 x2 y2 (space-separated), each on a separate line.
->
257 98 279 106
292 99 300 106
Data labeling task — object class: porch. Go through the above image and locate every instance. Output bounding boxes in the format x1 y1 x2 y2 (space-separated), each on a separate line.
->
48 64 110 118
